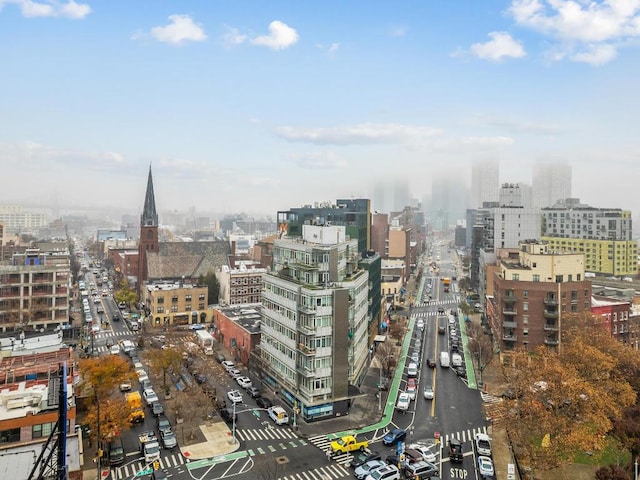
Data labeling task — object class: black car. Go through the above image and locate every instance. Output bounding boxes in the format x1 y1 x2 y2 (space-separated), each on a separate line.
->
194 373 207 384
220 408 238 424
156 415 171 434
427 358 436 368
349 450 381 469
256 397 273 409
112 313 120 321
448 438 463 462
215 353 226 364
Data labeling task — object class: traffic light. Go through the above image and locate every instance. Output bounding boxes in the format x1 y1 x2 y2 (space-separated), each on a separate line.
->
153 460 160 471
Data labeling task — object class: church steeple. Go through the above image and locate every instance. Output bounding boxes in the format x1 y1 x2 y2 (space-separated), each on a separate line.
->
141 165 158 227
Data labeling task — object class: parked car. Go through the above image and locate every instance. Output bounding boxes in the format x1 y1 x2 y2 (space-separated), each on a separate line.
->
142 388 159 406
228 368 242 379
383 429 407 446
256 397 273 409
227 390 243 404
407 363 418 378
396 392 411 412
215 353 226 363
407 443 438 463
119 381 132 392
236 376 252 389
159 429 177 449
364 464 400 480
246 386 261 398
151 402 164 417
220 408 237 424
474 432 492 457
403 460 439 479
156 415 171 433
221 360 235 371
189 324 205 330
477 456 494 477
406 378 417 400
194 373 208 384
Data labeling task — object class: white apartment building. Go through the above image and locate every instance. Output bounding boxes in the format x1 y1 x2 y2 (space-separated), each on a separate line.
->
0 205 46 233
260 225 369 421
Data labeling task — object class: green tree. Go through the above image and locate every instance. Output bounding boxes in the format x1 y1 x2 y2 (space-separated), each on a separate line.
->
114 279 138 308
197 271 220 304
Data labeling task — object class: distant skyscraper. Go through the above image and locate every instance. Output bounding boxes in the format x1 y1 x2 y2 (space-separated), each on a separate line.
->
471 160 500 209
532 162 572 209
372 178 409 213
430 175 467 231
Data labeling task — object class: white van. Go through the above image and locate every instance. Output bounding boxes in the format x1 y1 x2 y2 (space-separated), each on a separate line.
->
584 272 596 278
440 352 450 368
451 353 463 367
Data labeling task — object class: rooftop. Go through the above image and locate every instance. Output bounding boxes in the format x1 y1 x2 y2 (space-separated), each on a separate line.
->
217 304 262 334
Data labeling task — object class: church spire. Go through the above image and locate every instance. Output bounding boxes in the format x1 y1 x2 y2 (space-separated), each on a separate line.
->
141 164 158 227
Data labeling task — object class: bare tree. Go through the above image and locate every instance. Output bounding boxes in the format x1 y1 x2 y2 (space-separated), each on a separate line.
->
466 321 494 386
375 341 397 387
253 455 283 480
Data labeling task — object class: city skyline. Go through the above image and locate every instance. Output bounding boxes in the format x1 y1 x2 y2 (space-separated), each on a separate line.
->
1 1 639 216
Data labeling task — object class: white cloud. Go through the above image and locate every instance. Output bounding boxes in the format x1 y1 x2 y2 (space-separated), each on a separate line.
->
508 0 640 64
0 141 125 169
251 20 299 50
316 42 340 57
2 0 91 19
136 14 207 45
286 151 347 169
470 31 527 61
570 43 618 65
274 123 443 145
221 25 247 48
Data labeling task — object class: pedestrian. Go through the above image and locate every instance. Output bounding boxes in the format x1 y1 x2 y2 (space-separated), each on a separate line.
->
326 448 332 462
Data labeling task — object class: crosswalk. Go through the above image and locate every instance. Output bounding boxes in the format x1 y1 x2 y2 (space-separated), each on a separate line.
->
111 451 185 480
306 435 355 467
413 299 459 308
91 333 196 353
277 464 350 480
441 426 488 445
235 427 300 442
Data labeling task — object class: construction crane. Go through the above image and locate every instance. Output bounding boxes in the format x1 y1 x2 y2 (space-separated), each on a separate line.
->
27 362 69 480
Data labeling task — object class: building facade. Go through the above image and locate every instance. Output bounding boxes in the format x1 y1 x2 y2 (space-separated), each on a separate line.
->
211 305 261 367
137 166 159 291
471 159 500 209
532 162 572 209
259 225 369 421
541 198 638 276
143 282 209 327
0 247 71 332
218 265 267 305
276 199 371 255
0 206 46 234
487 240 592 351
591 296 632 344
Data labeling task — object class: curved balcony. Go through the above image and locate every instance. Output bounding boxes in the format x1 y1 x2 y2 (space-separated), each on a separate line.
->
503 333 517 342
544 337 559 346
503 307 517 316
543 309 559 319
544 297 558 306
544 322 559 331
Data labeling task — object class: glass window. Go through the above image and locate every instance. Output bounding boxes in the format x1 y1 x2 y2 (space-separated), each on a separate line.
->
0 428 20 444
523 302 529 311
523 290 528 298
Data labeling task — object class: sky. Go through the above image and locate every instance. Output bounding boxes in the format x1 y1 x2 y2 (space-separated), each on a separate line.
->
1 0 639 219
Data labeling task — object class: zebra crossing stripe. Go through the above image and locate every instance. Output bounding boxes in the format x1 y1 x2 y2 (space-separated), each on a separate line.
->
257 447 265 454
268 445 276 452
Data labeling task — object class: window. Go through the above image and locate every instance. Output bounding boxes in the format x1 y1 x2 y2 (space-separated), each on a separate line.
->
172 296 178 304
157 306 164 314
33 422 55 439
185 295 192 302
157 297 164 304
555 275 564 283
198 294 205 301
512 273 520 281
523 315 528 325
532 275 540 282
0 427 20 444
523 290 528 298
523 302 529 311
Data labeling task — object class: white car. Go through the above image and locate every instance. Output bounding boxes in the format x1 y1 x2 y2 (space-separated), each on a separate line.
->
474 432 492 457
236 376 252 389
396 392 411 412
423 385 434 400
227 390 243 404
407 443 438 463
354 459 386 480
477 456 494 477
416 319 425 331
221 360 235 371
228 368 242 378
267 406 289 425
110 344 120 355
407 362 418 377
142 388 159 406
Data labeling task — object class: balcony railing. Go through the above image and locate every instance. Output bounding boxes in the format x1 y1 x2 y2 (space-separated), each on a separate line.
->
503 308 517 316
503 334 517 341
503 293 516 303
543 309 559 319
544 338 559 346
502 321 517 329
544 323 559 331
298 343 316 356
544 297 558 306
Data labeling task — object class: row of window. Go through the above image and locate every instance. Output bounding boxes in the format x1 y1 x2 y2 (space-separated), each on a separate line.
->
155 294 205 304
230 276 262 285
0 420 69 444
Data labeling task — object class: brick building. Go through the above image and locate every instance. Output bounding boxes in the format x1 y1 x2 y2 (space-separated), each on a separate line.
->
211 305 261 367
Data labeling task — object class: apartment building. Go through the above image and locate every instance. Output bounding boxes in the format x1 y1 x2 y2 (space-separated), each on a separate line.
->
541 198 638 277
0 348 81 478
487 240 591 351
259 225 369 421
217 264 267 305
0 205 46 234
211 305 261 367
143 282 209 327
591 296 632 344
0 246 71 333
